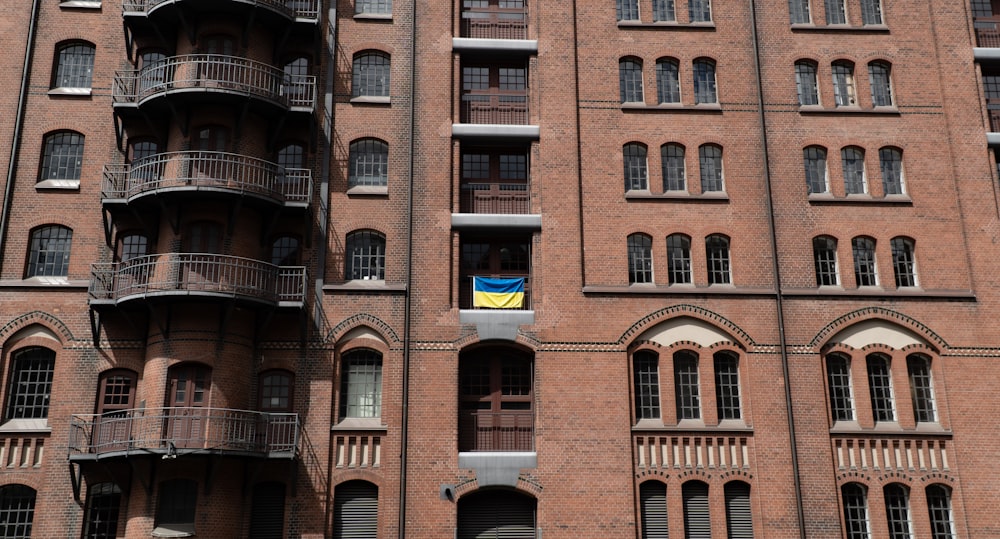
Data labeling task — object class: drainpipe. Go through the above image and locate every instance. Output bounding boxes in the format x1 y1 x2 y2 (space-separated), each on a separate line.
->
748 1 807 537
0 0 42 276
319 7 336 537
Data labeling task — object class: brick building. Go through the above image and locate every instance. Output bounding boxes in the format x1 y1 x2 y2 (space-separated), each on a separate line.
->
0 0 997 537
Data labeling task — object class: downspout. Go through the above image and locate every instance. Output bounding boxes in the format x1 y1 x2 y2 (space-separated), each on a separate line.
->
319 7 336 537
0 0 43 275
398 0 418 535
748 2 807 537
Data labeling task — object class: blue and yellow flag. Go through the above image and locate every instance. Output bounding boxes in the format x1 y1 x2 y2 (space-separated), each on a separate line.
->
472 276 525 309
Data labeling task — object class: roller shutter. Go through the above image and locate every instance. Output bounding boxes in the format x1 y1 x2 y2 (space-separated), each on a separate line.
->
682 481 711 539
457 490 536 539
334 481 378 539
639 482 669 539
249 482 286 539
724 482 753 539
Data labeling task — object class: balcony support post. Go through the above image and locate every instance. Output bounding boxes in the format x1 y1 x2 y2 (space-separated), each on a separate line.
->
69 462 83 501
89 309 102 350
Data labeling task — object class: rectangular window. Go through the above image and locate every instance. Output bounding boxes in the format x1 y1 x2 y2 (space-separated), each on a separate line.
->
674 353 700 420
667 235 692 285
714 353 741 421
652 0 675 21
795 62 819 106
617 0 640 21
356 0 392 14
852 237 878 286
699 145 724 192
341 351 383 419
907 355 936 423
813 237 839 286
832 62 856 106
890 237 916 287
693 60 717 104
866 355 895 422
842 147 866 194
688 0 711 22
789 0 810 23
879 147 904 195
804 146 828 193
656 60 681 104
705 235 731 285
826 355 854 422
824 0 846 24
860 0 882 24
662 144 686 191
620 59 645 103
868 62 893 107
634 352 660 420
628 235 654 284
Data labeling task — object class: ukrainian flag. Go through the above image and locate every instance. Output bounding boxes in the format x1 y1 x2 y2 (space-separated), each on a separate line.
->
472 276 525 309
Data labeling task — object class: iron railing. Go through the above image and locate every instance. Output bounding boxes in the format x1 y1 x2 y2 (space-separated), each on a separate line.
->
460 92 529 124
460 3 528 39
89 254 306 305
460 182 529 214
459 410 533 452
69 407 299 458
988 100 1000 132
976 17 1000 48
122 0 320 20
113 54 316 110
102 151 311 205
460 273 531 310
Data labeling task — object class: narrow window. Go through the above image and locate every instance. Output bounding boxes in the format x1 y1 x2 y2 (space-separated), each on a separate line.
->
674 351 700 420
639 482 669 539
826 354 854 422
832 61 856 106
795 61 819 105
868 61 893 107
40 131 84 182
356 0 392 15
617 0 640 21
813 236 839 286
879 147 904 195
926 485 956 539
688 0 711 22
804 146 828 193
154 480 197 537
333 481 378 538
842 483 871 539
624 143 649 191
682 481 711 538
699 144 724 192
53 42 95 89
724 482 754 539
842 146 866 194
5 348 55 421
345 230 386 280
26 225 73 277
860 0 882 25
852 236 877 287
866 354 895 423
352 51 390 98
906 355 936 423
349 138 389 187
628 234 654 284
789 0 811 23
890 237 916 287
667 234 692 285
620 58 644 103
662 143 686 191
259 370 294 413
714 352 741 421
656 59 681 104
652 0 675 21
825 0 846 24
340 350 383 419
972 0 993 17
271 236 301 266
705 234 731 285
0 485 35 538
884 484 913 539
634 351 661 421
693 59 717 104
83 483 122 539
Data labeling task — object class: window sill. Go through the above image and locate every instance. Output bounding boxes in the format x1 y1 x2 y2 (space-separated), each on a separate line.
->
323 280 406 292
350 95 391 105
332 418 387 431
807 192 911 204
830 423 952 436
0 419 50 433
622 102 722 112
626 190 728 201
791 23 889 32
632 421 753 433
781 287 976 300
48 87 93 97
799 104 899 115
583 284 774 296
59 0 102 8
35 179 80 190
617 20 716 29
353 12 392 20
151 524 195 538
0 277 89 288
346 184 389 196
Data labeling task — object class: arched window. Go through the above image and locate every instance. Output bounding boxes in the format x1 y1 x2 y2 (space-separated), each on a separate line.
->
137 50 168 94
627 233 653 284
795 60 819 105
674 351 700 420
656 58 680 103
0 485 36 537
926 485 955 539
345 230 386 280
698 144 724 192
5 347 55 421
26 225 73 277
639 481 669 539
459 347 533 452
271 236 301 266
352 51 390 98
832 61 856 106
282 56 311 104
619 57 644 103
633 350 660 421
890 237 916 287
714 351 741 421
804 145 828 194
826 354 854 422
118 233 149 262
93 369 137 453
682 481 711 538
841 146 866 194
841 483 870 539
165 364 211 449
340 350 382 419
868 61 893 107
334 481 378 538
349 138 389 187
623 143 648 191
693 58 717 104
39 131 84 183
705 234 731 284
666 234 692 285
906 354 936 423
154 479 198 537
884 483 912 538
83 482 122 539
879 146 904 195
53 41 95 89
851 236 878 287
457 489 536 539
866 353 895 423
661 143 685 191
813 236 839 286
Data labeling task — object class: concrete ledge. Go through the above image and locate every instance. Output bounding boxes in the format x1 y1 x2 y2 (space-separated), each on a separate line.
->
459 309 534 340
452 124 540 139
459 452 537 487
453 38 537 54
451 213 541 230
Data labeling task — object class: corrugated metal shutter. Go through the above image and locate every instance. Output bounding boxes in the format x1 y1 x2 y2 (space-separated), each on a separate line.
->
682 481 711 539
248 482 286 539
724 482 753 539
457 490 536 539
334 481 378 539
640 482 669 539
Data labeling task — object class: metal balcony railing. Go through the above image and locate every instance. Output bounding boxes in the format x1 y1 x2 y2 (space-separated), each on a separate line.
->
460 92 529 125
461 4 528 39
113 55 316 110
988 99 1000 132
69 407 299 458
460 182 529 214
976 16 1000 48
122 0 320 21
460 274 531 310
459 410 533 452
102 151 311 206
89 254 306 306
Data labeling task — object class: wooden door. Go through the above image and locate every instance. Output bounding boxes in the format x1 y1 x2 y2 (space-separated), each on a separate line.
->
166 365 211 449
94 370 137 453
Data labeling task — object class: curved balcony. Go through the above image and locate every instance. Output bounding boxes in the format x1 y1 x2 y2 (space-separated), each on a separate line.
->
89 254 306 308
113 55 316 113
102 151 311 209
69 407 299 461
123 0 319 25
